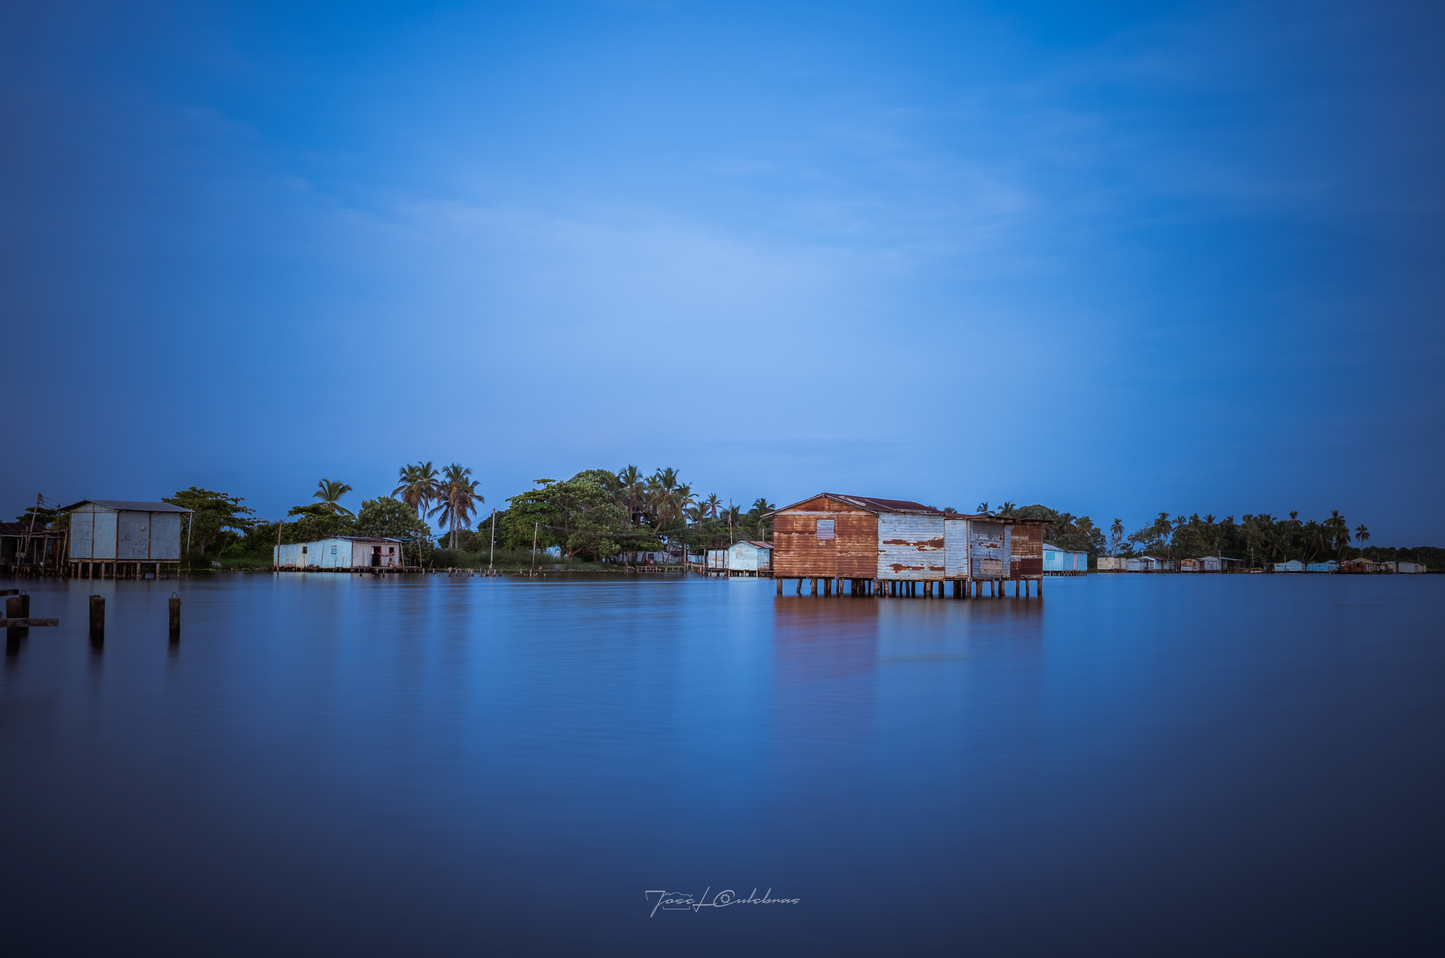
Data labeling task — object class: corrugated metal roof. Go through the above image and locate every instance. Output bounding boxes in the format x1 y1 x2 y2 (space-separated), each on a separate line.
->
828 494 942 514
59 500 193 513
0 522 65 536
771 493 942 516
741 540 773 549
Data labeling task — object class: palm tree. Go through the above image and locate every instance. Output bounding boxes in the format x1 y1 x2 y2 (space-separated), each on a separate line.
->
676 483 697 524
975 502 989 515
1327 510 1350 559
393 461 440 522
1000 501 1016 516
617 465 645 524
313 478 355 516
1110 518 1125 556
702 493 722 520
430 463 482 550
1354 523 1370 547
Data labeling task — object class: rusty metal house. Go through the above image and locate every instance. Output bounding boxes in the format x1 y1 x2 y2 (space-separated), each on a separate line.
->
62 500 192 578
770 494 1045 598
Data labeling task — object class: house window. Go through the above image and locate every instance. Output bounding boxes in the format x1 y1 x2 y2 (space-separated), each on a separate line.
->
331 546 337 554
816 519 835 540
301 546 308 554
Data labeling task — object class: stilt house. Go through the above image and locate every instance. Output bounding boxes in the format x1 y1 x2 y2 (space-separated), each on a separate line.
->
62 499 192 578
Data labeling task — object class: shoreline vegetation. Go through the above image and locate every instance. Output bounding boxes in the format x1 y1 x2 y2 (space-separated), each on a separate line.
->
12 466 1443 574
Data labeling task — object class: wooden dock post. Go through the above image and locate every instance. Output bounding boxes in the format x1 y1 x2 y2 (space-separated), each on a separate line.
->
89 595 104 639
776 577 783 595
1038 577 1043 596
5 596 25 639
169 594 181 639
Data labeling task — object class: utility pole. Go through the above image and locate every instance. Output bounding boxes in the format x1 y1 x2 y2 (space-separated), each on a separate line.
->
728 498 734 546
489 509 496 573
531 521 538 577
275 517 283 571
23 493 40 569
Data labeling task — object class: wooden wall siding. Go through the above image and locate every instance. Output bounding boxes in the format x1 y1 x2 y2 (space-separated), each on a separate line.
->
968 521 1011 579
774 495 878 578
1010 523 1044 578
876 512 946 580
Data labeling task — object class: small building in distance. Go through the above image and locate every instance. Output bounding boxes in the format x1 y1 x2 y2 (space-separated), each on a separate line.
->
1391 560 1428 574
1306 560 1339 573
0 522 67 574
1043 542 1088 574
275 536 407 572
1097 556 1126 572
63 499 192 579
1273 559 1306 572
706 540 774 577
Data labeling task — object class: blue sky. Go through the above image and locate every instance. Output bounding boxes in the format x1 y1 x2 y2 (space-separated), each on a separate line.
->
4 1 1442 542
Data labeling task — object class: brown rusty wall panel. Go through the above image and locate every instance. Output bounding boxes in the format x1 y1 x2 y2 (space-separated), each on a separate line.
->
1010 522 1043 578
773 495 877 578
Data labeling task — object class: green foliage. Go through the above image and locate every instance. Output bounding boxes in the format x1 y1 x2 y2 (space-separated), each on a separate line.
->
312 478 355 516
355 496 433 542
164 487 258 555
281 504 355 543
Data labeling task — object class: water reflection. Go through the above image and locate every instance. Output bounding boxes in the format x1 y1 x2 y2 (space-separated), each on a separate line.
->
0 573 1440 956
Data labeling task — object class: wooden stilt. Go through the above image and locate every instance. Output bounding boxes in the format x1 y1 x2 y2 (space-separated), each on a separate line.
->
777 577 783 595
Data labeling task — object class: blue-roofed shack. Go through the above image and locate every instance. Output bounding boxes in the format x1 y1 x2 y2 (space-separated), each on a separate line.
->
1042 543 1088 574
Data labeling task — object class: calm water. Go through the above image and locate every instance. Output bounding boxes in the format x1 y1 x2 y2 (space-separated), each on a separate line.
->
1 573 1441 955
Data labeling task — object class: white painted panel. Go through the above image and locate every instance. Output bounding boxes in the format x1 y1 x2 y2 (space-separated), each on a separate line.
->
70 510 94 559
944 519 970 578
877 512 946 580
151 512 182 560
93 510 118 560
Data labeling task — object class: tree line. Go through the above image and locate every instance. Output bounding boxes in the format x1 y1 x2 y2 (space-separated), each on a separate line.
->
11 480 1439 571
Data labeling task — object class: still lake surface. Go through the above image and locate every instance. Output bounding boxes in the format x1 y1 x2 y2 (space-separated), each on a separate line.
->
2 572 1442 955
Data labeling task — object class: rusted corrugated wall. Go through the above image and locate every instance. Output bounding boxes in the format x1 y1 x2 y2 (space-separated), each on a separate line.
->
1010 521 1043 578
773 495 877 578
967 520 1011 578
877 512 945 580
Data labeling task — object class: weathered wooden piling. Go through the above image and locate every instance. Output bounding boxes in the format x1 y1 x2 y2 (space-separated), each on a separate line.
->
5 596 25 638
169 594 181 638
89 595 105 639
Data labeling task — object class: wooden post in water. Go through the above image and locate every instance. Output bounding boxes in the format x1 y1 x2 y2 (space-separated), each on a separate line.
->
89 595 104 639
776 577 783 595
5 596 24 639
169 594 181 639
